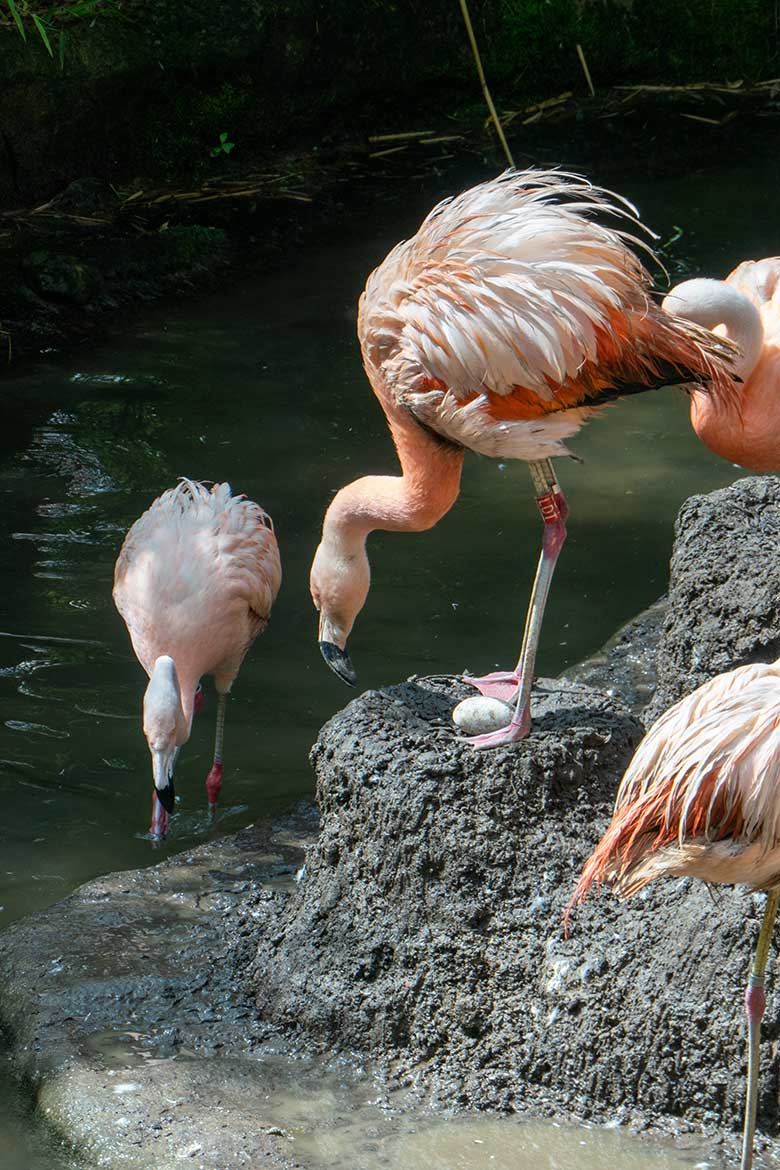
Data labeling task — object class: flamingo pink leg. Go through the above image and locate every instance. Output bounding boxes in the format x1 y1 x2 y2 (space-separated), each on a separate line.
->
464 459 568 749
741 891 779 1170
206 693 227 817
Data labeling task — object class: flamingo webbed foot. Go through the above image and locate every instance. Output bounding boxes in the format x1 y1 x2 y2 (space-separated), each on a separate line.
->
205 762 223 808
461 702 532 750
462 670 520 703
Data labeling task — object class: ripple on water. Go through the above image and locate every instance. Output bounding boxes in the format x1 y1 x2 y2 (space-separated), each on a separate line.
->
4 721 70 739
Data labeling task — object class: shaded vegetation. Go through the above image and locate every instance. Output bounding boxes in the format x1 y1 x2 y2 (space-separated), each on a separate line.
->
2 0 116 64
0 1 778 202
0 0 777 361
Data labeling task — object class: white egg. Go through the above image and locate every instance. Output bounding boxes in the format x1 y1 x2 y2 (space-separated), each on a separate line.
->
452 696 513 735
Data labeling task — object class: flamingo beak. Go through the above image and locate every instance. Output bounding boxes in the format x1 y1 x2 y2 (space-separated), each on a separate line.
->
151 747 178 812
319 640 357 686
317 612 357 686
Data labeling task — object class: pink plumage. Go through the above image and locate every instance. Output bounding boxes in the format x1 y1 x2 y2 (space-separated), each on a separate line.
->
311 168 737 749
114 479 281 837
359 169 735 461
571 659 780 901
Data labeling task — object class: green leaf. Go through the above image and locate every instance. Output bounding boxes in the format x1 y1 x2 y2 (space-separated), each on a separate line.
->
58 29 66 71
6 0 27 42
219 132 229 143
223 141 235 154
31 13 54 57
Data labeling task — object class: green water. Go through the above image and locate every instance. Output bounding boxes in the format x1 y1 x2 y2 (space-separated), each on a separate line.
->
1 135 777 1165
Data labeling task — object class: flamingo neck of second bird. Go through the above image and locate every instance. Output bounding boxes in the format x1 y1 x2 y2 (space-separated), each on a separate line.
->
663 278 764 384
144 655 194 744
322 402 464 551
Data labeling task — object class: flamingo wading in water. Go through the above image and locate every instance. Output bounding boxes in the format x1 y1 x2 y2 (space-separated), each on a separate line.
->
663 257 780 472
568 659 780 1170
114 479 281 838
310 169 736 748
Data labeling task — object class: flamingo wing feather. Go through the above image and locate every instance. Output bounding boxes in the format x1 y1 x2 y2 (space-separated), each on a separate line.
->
570 661 780 910
113 479 281 686
358 170 737 462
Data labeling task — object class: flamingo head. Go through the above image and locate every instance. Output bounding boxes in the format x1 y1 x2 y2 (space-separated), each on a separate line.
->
309 539 369 686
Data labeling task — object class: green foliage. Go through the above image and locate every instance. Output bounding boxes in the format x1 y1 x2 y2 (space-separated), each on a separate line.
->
2 0 114 66
491 0 777 94
142 81 253 180
210 131 235 158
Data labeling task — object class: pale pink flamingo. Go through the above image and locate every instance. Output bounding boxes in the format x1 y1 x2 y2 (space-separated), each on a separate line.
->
663 257 780 472
568 659 780 1170
310 169 736 748
113 479 281 838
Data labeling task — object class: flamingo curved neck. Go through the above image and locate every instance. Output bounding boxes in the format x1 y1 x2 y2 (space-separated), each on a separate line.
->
144 656 191 743
323 403 464 551
664 278 763 383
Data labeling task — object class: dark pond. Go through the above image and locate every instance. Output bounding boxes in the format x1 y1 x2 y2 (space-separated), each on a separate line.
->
1 124 778 1166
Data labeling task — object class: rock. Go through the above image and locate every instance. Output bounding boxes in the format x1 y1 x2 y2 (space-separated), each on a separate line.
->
23 249 100 305
647 475 780 722
46 177 120 218
563 596 668 715
247 673 780 1147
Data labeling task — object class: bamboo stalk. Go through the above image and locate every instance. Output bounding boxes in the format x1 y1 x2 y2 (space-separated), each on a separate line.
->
457 0 514 167
368 145 409 159
576 43 595 98
367 131 434 143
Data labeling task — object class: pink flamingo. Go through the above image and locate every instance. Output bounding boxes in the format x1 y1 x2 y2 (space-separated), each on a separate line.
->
310 169 736 748
113 479 281 838
568 659 780 1170
663 258 780 472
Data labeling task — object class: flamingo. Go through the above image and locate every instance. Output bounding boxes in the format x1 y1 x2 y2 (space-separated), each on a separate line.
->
663 258 780 472
568 659 780 1170
310 168 736 749
113 479 281 838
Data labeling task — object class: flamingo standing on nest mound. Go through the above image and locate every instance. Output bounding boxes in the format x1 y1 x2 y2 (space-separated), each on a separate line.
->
310 168 736 748
114 479 281 838
663 257 780 472
568 659 780 1170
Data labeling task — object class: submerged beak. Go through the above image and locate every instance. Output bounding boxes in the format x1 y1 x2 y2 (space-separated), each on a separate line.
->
151 747 179 812
319 640 357 687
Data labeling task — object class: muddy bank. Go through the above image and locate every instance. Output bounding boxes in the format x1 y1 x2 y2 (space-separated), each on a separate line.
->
563 595 668 715
0 809 316 1170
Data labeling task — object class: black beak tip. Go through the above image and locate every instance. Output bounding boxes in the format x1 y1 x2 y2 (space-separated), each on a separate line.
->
319 640 357 687
155 779 176 813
